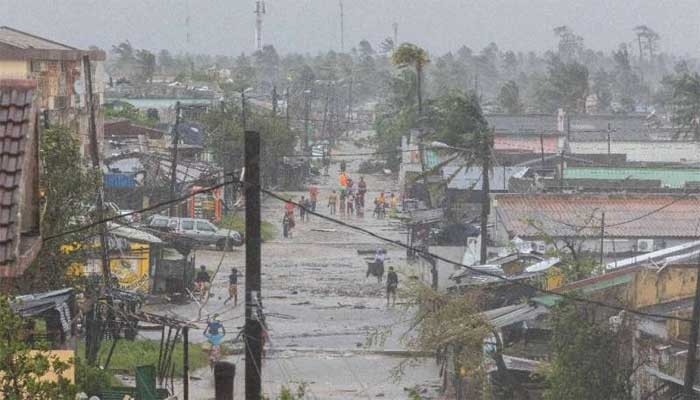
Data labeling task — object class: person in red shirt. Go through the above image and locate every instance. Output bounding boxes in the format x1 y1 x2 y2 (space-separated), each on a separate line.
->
285 198 295 217
309 185 319 212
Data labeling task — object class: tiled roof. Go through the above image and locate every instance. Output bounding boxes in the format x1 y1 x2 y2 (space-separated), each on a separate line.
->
564 167 700 189
0 80 36 267
495 194 700 238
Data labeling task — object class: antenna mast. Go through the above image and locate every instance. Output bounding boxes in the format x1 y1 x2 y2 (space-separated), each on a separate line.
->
340 1 345 52
255 1 266 51
393 22 398 46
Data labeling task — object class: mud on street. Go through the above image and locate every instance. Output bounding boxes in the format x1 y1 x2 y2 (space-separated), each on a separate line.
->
144 134 442 399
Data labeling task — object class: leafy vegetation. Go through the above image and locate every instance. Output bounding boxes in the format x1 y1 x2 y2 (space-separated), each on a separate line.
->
104 102 159 127
12 127 100 293
0 296 76 399
219 213 277 242
78 339 209 377
543 300 636 400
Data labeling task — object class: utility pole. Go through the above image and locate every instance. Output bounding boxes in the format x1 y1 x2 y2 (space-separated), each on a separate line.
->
254 1 266 51
183 326 189 400
241 91 247 129
169 101 182 217
271 85 278 117
599 212 605 268
539 134 545 165
339 0 345 52
83 55 110 285
392 22 398 45
285 87 290 129
479 130 493 264
321 81 331 144
303 89 311 153
684 252 700 399
347 78 353 136
244 130 262 400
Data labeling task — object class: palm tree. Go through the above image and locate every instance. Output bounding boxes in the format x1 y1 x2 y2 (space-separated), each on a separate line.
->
391 43 430 114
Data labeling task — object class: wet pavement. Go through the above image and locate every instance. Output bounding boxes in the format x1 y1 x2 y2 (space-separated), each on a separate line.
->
143 133 442 399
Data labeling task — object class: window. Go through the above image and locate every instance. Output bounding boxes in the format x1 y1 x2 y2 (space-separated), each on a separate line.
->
181 220 194 231
152 218 169 228
196 221 216 232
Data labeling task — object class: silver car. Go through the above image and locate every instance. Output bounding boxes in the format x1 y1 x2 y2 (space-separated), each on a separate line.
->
146 216 243 250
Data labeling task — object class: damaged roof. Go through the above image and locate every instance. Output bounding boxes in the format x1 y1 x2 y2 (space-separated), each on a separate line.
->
0 26 105 61
495 194 700 239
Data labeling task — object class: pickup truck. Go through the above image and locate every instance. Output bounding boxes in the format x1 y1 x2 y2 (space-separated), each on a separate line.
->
144 216 243 250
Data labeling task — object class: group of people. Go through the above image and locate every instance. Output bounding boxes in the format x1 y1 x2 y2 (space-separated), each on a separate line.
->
372 191 398 219
332 171 368 217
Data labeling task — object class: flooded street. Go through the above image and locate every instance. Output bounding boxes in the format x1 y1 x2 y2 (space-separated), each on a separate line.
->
145 134 442 399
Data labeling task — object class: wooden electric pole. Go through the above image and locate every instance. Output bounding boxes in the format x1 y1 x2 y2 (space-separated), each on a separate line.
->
479 135 491 265
169 101 181 216
683 253 700 399
183 326 189 400
82 55 110 285
244 130 262 400
272 85 278 117
599 212 605 268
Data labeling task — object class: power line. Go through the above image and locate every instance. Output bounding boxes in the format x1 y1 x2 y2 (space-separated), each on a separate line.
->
41 176 696 322
258 186 694 323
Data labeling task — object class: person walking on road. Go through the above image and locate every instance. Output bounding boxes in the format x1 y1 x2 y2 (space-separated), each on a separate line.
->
309 185 319 212
282 212 294 238
225 267 239 306
328 190 338 215
195 265 211 297
299 196 307 222
285 198 295 217
357 176 367 208
346 192 355 216
387 266 398 306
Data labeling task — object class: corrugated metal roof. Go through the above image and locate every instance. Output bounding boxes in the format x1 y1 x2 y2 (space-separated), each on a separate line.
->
0 26 75 51
495 194 700 239
443 166 529 191
607 241 700 270
108 223 163 244
484 303 549 329
564 167 700 188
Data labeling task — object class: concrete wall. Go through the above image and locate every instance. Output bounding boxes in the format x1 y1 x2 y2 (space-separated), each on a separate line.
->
630 266 698 309
0 60 29 78
570 141 700 163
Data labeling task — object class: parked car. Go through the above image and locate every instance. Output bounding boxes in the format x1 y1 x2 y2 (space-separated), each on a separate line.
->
144 216 243 250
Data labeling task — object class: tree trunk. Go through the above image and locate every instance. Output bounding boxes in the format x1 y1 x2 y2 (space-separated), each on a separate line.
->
417 65 423 115
637 35 644 62
480 152 490 264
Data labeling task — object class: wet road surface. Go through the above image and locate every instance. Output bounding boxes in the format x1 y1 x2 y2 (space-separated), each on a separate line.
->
143 134 442 399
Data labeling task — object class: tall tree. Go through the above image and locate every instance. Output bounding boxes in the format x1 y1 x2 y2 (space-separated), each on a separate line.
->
670 73 700 140
633 25 660 61
135 49 156 82
553 26 584 62
497 81 523 114
392 43 430 114
535 56 589 113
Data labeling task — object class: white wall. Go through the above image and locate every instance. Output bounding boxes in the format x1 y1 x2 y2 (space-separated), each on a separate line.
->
570 141 700 163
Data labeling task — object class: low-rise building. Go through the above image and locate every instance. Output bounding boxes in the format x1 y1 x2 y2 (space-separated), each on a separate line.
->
493 193 700 256
0 26 106 156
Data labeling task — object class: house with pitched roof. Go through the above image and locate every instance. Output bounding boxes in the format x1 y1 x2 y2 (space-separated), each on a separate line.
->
493 193 700 257
0 26 106 155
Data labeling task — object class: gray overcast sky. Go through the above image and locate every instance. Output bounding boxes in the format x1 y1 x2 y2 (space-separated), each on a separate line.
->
2 1 699 57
